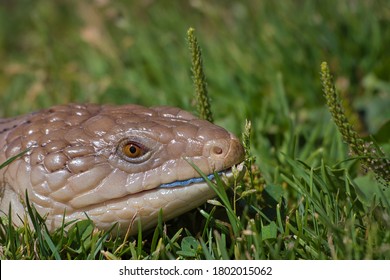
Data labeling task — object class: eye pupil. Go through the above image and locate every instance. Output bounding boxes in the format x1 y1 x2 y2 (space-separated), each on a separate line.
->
129 145 137 154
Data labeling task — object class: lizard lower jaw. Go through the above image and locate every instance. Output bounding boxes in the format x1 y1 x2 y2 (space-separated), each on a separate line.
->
53 162 246 235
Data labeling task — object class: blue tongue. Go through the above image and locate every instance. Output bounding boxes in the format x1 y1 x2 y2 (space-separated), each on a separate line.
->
159 173 216 188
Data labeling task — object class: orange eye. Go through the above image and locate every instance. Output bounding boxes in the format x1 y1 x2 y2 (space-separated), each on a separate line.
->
122 143 144 158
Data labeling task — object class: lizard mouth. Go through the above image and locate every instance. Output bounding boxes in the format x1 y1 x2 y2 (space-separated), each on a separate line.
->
73 162 245 212
158 172 221 188
159 162 245 189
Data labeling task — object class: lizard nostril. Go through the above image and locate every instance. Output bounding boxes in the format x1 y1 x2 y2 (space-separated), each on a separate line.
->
212 146 223 155
203 139 230 159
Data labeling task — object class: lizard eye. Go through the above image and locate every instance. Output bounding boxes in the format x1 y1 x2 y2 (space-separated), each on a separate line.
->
118 139 151 163
123 142 143 158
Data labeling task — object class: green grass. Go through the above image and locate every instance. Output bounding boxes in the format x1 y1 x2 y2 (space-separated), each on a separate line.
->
0 0 390 259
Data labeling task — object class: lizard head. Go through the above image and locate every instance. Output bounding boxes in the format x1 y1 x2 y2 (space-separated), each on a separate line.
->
1 104 245 235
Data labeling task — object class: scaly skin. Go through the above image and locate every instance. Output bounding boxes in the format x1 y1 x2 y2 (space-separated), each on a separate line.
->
0 104 244 235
